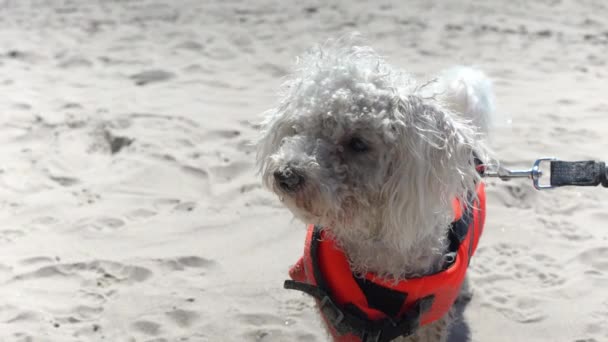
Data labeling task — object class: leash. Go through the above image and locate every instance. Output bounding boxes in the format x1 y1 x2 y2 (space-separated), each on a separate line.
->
483 158 608 190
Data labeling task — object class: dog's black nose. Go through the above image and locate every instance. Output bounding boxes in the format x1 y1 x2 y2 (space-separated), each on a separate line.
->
274 167 304 192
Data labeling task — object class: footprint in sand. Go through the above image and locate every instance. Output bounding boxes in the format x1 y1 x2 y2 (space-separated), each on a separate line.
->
536 191 596 216
174 40 204 51
238 119 260 130
149 197 201 214
4 309 44 324
209 161 252 183
130 69 176 86
19 256 57 266
479 290 547 324
235 310 320 342
72 305 104 321
132 320 161 336
3 49 40 62
25 216 60 232
11 258 156 329
72 188 101 206
128 113 200 129
470 243 567 323
201 40 237 60
582 301 608 340
573 247 608 275
242 327 317 342
237 312 295 326
101 128 134 154
239 183 262 194
73 216 126 232
165 309 200 328
115 113 200 155
58 56 94 68
180 165 209 182
474 243 566 288
281 298 316 314
236 139 256 155
175 256 216 268
202 129 242 142
19 113 135 173
0 229 26 244
6 258 155 333
12 260 153 285
157 256 219 273
49 175 80 187
152 198 182 211
487 183 537 209
126 208 158 220
537 217 593 241
173 201 197 212
257 63 289 78
12 102 32 110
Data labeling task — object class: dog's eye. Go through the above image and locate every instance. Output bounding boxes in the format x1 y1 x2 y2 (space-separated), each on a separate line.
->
348 137 369 153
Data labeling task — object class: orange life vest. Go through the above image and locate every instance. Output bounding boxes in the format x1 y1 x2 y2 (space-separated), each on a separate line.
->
285 182 486 342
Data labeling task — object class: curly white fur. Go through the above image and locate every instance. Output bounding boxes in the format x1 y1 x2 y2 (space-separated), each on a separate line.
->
256 37 494 342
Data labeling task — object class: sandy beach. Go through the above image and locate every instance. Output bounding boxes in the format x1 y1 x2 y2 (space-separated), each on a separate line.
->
0 0 607 341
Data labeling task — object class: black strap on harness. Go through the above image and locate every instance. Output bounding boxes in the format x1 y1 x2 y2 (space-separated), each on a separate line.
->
284 226 436 342
550 160 608 188
285 280 434 342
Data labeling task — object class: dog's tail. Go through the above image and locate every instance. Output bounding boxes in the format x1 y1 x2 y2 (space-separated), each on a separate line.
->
438 66 496 135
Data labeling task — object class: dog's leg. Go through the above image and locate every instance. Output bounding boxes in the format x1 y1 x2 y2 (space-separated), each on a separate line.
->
456 276 474 305
393 315 450 342
394 277 475 342
315 305 450 342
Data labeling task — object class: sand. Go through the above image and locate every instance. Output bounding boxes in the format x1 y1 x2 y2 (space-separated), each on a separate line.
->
0 0 606 341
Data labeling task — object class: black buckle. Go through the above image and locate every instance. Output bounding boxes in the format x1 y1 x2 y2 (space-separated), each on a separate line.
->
319 295 345 327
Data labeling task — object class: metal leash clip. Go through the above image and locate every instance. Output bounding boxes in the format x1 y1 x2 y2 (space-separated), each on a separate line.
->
483 157 556 190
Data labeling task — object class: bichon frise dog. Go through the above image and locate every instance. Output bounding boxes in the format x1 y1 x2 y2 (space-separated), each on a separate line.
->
256 37 494 342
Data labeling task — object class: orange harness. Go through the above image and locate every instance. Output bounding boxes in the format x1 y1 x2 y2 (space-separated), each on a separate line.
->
285 183 486 342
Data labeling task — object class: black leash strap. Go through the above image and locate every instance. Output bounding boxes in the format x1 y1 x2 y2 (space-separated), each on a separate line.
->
483 158 608 189
550 160 608 187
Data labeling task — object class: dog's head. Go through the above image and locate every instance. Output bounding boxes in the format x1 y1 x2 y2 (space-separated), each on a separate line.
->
256 41 485 246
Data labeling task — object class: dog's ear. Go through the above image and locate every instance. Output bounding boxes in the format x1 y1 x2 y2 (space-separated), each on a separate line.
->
379 96 481 242
437 66 496 135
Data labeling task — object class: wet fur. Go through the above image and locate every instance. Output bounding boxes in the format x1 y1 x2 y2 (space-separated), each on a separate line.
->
256 37 494 342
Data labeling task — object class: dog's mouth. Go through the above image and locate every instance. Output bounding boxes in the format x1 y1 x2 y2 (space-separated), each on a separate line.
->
274 183 312 209
273 184 359 232
270 178 328 223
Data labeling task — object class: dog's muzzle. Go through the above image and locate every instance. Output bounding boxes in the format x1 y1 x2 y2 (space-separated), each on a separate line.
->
274 166 305 192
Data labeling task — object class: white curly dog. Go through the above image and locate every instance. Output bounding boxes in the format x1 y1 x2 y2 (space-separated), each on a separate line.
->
256 37 495 342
